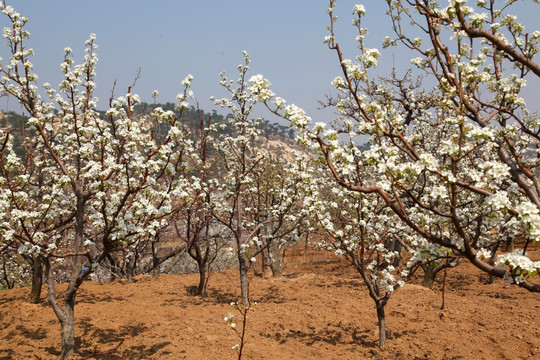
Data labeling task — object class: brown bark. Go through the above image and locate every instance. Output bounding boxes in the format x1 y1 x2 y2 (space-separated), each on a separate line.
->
505 238 514 252
45 258 81 360
44 194 87 359
421 263 436 289
151 239 160 278
197 265 208 297
376 302 386 348
127 272 135 284
265 242 284 278
59 301 76 360
28 255 43 304
270 264 283 278
238 256 250 307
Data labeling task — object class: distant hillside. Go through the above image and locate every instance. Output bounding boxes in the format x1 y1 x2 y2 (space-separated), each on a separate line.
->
0 111 30 156
129 102 296 143
0 104 298 158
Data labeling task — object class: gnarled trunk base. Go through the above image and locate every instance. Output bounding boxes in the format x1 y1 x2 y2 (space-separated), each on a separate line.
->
376 303 386 348
28 255 43 304
196 266 208 297
60 303 75 360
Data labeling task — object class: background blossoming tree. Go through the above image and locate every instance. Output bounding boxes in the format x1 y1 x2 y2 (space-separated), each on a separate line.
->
209 54 311 305
172 106 229 296
250 149 313 279
209 53 273 307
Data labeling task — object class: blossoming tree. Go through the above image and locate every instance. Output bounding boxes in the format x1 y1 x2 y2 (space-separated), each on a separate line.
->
172 105 230 296
211 53 306 305
381 0 540 289
312 167 411 347
249 0 540 292
209 53 271 306
209 53 314 304
0 4 193 358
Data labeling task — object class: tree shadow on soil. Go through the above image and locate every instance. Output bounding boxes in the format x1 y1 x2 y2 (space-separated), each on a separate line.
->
56 317 165 359
43 346 61 357
78 317 149 343
77 291 132 305
156 289 196 307
3 323 48 351
0 349 14 360
257 285 289 304
389 328 417 340
43 325 142 357
12 324 48 341
263 322 420 350
332 279 363 288
478 289 517 300
204 287 236 304
77 341 172 359
280 272 301 279
262 321 378 348
0 292 26 306
444 273 475 290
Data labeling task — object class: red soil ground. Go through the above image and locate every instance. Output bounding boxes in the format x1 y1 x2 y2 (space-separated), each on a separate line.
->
1 246 539 359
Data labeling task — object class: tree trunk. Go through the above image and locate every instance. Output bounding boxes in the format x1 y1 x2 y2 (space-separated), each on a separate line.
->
488 242 501 285
270 264 283 278
384 237 402 267
505 237 514 252
421 263 436 289
268 254 283 278
1 258 14 289
124 257 135 283
376 302 386 348
196 263 208 297
152 239 160 278
45 258 81 360
45 192 87 359
60 302 76 360
303 235 309 263
260 248 267 279
441 266 448 310
106 254 123 280
238 256 250 307
28 255 43 304
264 242 284 278
127 272 135 284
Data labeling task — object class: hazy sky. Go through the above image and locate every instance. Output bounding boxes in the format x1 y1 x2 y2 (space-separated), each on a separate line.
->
1 1 538 123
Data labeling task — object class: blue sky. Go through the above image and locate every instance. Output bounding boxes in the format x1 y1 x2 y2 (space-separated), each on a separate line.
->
1 1 538 123
0 1 393 122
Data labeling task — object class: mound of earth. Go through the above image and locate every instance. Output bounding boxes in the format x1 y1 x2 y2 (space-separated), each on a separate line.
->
1 247 539 359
